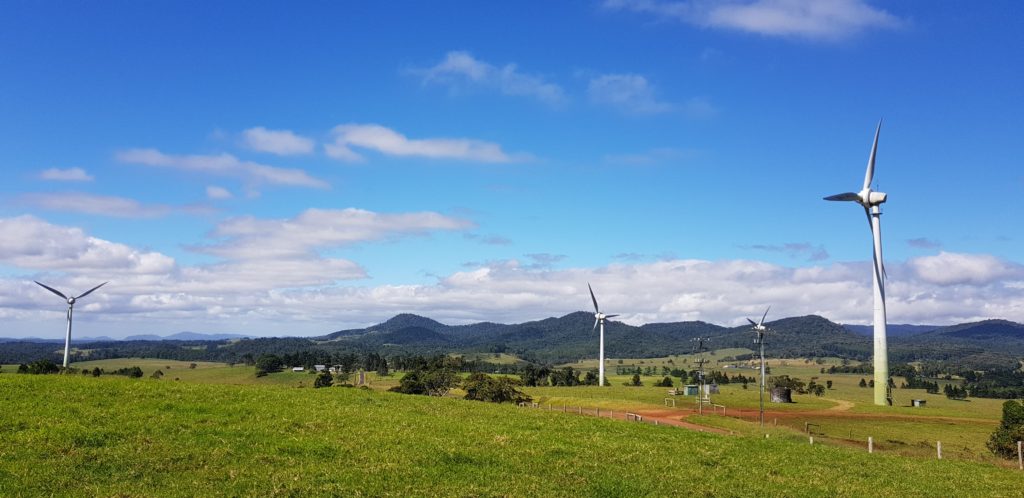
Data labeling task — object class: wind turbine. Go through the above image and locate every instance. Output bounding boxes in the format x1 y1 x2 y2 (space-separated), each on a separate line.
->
588 283 618 387
747 306 770 427
35 281 108 368
824 120 891 406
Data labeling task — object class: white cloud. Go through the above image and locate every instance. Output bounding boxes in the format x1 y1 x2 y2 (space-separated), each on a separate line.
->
20 193 172 218
588 74 675 114
325 124 523 163
0 215 175 274
605 0 902 41
241 127 315 156
39 167 93 182
206 185 233 200
197 208 475 260
415 51 566 106
3 215 1022 337
116 148 328 189
909 251 1024 286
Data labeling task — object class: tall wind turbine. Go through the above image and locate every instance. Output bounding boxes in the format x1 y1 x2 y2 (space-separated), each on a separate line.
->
824 120 891 406
588 283 618 387
747 306 770 427
35 281 107 368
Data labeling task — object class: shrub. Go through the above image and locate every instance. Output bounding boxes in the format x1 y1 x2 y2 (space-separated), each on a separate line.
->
988 400 1024 458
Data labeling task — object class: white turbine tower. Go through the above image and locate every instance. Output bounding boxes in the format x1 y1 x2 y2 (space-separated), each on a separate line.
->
588 283 618 387
747 306 770 427
35 281 108 368
824 120 891 406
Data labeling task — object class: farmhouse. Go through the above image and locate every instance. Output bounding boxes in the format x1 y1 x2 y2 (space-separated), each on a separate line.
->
292 367 304 372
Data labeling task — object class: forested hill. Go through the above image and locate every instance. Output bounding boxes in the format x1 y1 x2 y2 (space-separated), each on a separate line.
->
2 314 1022 368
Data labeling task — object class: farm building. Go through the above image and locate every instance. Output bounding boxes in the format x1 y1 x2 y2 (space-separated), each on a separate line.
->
292 367 304 372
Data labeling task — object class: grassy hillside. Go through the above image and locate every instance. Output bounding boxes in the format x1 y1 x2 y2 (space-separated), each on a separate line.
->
2 374 1022 497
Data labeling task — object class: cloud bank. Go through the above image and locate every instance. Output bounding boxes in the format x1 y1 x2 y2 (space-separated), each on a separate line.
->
2 215 1022 337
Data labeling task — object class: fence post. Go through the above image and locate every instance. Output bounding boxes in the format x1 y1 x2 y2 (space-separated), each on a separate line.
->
809 436 814 445
868 437 873 454
578 406 582 414
597 408 600 417
1018 441 1022 470
937 441 942 460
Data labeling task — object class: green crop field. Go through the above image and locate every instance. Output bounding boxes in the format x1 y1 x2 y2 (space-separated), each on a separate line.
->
2 374 1023 497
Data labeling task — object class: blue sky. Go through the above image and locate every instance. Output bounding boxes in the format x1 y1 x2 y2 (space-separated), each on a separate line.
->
1 1 1022 338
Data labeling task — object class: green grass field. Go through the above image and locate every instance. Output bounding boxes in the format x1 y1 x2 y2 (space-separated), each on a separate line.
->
56 354 1011 467
2 374 1023 497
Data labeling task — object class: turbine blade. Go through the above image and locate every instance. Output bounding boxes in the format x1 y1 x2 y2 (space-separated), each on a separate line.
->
76 281 108 299
863 119 882 191
824 192 860 202
759 305 771 327
605 314 619 319
34 281 67 300
747 318 757 327
588 283 599 313
863 206 873 234
593 317 599 331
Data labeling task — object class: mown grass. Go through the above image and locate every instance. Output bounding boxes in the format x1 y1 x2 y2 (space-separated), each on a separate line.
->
2 374 1023 497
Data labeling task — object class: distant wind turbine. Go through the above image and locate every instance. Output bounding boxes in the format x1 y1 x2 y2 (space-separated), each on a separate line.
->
588 283 618 387
824 120 891 406
35 281 108 368
747 306 770 427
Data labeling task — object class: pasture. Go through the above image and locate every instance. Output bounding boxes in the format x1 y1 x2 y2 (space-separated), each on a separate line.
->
2 374 1022 497
62 354 1011 466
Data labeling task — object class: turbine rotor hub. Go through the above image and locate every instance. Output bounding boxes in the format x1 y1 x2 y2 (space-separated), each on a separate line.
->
67 297 76 305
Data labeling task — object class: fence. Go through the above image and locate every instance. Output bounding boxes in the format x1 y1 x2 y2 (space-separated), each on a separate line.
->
516 401 1024 469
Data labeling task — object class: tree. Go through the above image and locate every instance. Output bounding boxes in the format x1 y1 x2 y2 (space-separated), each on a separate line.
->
255 354 284 375
151 369 164 379
988 400 1024 458
625 373 642 386
463 373 531 404
826 380 833 389
859 378 868 388
314 371 333 388
656 377 674 387
189 363 198 369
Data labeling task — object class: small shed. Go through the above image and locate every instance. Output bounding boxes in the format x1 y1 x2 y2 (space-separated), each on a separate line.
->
704 384 720 395
911 399 927 407
683 384 700 396
314 365 326 372
770 387 793 403
292 367 304 372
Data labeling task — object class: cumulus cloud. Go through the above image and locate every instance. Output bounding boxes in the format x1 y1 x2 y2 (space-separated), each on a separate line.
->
20 193 172 218
908 251 1024 286
588 74 675 114
0 215 175 274
414 51 566 106
39 167 93 182
3 215 1023 337
116 148 328 189
604 0 902 41
324 124 524 163
241 127 315 155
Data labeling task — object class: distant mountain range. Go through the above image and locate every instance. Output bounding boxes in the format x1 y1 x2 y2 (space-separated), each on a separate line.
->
2 315 1021 369
0 332 251 343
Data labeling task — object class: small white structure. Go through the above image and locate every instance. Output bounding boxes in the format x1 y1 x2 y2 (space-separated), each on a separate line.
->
292 367 304 372
314 365 326 372
704 384 720 395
